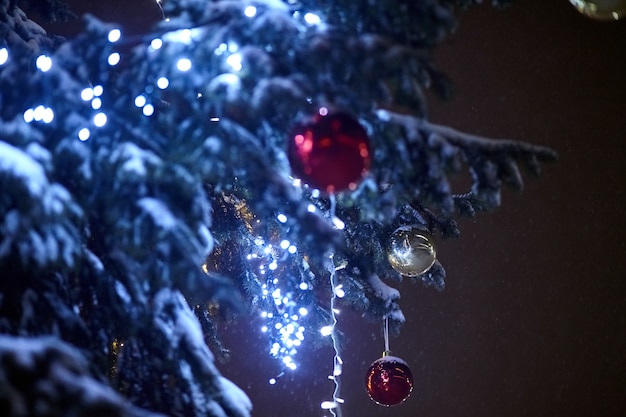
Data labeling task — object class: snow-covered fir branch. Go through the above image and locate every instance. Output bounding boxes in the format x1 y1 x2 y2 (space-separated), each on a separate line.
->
0 0 555 416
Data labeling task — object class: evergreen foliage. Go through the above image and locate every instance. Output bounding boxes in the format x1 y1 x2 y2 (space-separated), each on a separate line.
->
0 0 554 416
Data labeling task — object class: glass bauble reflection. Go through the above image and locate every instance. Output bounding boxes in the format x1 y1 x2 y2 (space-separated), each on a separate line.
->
365 354 414 407
569 0 626 20
386 225 436 277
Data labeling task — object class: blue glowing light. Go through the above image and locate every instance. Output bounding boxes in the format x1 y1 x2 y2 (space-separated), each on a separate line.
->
176 58 192 72
35 55 52 72
108 29 121 43
0 48 8 65
78 128 91 141
108 52 121 66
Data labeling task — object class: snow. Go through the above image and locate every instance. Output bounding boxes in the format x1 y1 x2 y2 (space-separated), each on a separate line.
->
219 376 253 416
110 142 161 177
367 273 400 306
153 289 209 356
0 140 47 197
114 280 132 304
137 198 176 230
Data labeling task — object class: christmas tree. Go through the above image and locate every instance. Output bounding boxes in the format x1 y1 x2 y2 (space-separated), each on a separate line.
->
2 0 602 416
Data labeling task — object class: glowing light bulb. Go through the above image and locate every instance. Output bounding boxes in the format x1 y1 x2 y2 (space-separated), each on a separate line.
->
93 85 104 96
320 325 333 336
226 53 242 71
150 38 163 49
91 97 102 110
108 52 121 66
78 128 91 141
304 13 322 25
277 213 287 223
36 55 52 72
156 77 169 89
93 112 107 127
23 108 34 123
142 104 155 116
244 5 257 17
81 88 94 101
0 48 8 65
33 105 45 121
42 107 54 124
134 95 147 107
176 58 192 71
108 29 121 43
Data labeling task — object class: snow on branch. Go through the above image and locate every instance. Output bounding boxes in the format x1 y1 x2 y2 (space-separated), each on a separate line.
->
0 335 164 417
377 109 557 215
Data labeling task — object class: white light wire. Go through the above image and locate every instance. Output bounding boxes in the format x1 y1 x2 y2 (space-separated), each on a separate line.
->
327 195 343 417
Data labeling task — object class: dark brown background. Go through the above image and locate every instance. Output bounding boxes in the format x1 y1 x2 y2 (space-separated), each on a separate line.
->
40 1 625 416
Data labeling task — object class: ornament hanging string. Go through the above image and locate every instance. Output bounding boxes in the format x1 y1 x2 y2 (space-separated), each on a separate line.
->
383 316 390 354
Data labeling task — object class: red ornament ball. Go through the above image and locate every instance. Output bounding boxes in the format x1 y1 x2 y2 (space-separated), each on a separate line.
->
365 355 414 407
287 111 371 193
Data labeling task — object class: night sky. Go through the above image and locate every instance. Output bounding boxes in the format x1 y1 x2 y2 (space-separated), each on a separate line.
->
38 1 626 416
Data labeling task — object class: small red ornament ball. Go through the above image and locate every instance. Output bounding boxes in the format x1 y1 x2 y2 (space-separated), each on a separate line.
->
365 355 414 407
287 111 371 193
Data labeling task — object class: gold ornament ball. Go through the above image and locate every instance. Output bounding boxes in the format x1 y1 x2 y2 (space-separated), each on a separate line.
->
569 0 626 20
386 225 436 277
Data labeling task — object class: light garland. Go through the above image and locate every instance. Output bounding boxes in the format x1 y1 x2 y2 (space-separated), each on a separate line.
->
4 0 348 387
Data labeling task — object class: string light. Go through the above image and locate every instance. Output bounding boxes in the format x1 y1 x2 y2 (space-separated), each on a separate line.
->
107 29 121 43
246 227 315 379
35 55 52 72
0 48 8 65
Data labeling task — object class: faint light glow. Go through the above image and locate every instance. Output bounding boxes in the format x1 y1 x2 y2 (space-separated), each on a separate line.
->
93 112 107 127
311 189 321 198
268 261 278 271
298 306 308 315
244 5 257 17
80 88 94 101
292 178 302 187
226 53 242 71
319 106 329 116
91 97 102 110
107 52 121 66
35 55 52 72
0 48 8 65
277 213 287 223
142 104 155 116
210 117 220 122
150 38 163 49
261 326 268 332
23 108 34 123
320 326 333 337
288 245 297 254
134 95 147 107
307 204 316 213
304 12 322 25
93 85 104 96
78 127 91 141
176 58 192 71
156 76 169 89
214 43 228 56
280 240 290 250
108 29 121 43
178 29 192 44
